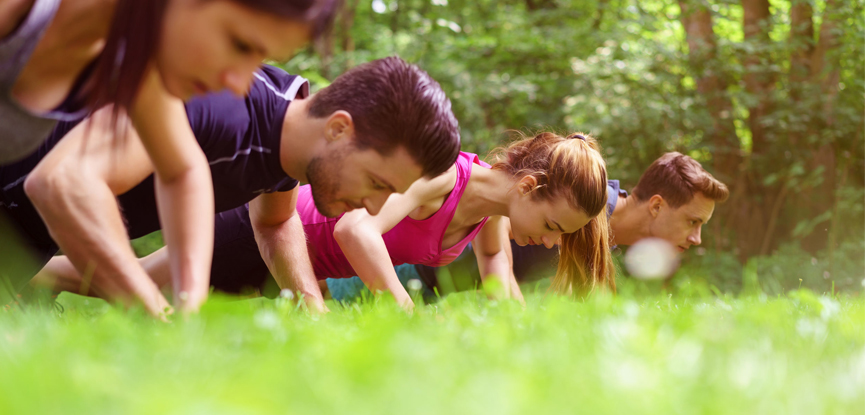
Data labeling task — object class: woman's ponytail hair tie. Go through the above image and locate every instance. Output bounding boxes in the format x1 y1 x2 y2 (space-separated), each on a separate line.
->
568 133 587 141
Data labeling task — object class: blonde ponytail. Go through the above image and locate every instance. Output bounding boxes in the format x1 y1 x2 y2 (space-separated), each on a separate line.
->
493 130 617 297
550 211 616 296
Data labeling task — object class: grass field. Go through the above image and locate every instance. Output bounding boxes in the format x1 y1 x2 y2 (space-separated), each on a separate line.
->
0 279 863 415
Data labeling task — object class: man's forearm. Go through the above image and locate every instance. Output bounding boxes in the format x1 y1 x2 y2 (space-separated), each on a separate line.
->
26 175 170 316
154 164 214 312
254 214 326 312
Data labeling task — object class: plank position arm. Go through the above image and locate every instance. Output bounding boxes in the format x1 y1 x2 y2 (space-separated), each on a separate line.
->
25 74 214 315
333 175 450 310
25 107 168 316
472 216 525 304
248 188 327 313
500 217 526 301
127 71 215 312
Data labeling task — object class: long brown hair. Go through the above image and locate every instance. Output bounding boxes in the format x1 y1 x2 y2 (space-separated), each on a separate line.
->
83 0 341 112
491 131 616 296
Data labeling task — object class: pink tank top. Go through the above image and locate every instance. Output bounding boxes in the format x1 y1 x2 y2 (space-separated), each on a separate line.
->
299 152 490 279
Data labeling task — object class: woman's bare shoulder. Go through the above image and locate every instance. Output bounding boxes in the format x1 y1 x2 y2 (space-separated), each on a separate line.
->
417 164 459 201
0 0 36 41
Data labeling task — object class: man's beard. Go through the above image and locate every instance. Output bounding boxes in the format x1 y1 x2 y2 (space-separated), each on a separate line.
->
305 148 348 218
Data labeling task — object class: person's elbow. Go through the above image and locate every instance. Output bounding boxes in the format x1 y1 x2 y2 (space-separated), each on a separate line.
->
154 150 210 186
478 248 504 262
24 161 75 211
333 219 368 249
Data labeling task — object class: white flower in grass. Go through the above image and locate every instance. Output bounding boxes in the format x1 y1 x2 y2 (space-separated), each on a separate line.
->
407 279 423 293
819 296 840 320
254 309 279 330
624 238 679 280
279 289 295 300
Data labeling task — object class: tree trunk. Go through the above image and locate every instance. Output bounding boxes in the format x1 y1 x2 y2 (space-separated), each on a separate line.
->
525 0 557 11
725 0 776 258
801 0 841 252
742 0 774 157
678 0 740 184
789 0 814 89
788 0 814 149
340 0 359 72
678 0 742 255
316 11 336 79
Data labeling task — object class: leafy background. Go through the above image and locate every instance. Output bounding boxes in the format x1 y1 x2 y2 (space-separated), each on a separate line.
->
265 0 864 292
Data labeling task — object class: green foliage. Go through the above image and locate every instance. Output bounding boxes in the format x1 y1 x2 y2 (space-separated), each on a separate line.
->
617 237 864 297
130 232 163 258
0 289 862 414
747 240 865 295
281 0 864 256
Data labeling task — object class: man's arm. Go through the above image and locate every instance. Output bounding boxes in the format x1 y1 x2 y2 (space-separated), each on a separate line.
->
249 188 327 313
25 107 171 317
129 70 214 312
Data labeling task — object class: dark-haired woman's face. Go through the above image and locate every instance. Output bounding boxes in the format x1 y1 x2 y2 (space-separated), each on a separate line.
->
158 0 312 100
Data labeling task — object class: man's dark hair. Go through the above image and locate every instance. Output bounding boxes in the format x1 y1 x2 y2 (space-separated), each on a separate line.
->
308 56 461 177
633 152 729 208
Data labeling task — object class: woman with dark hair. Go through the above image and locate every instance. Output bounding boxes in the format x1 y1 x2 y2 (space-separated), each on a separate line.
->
0 0 339 314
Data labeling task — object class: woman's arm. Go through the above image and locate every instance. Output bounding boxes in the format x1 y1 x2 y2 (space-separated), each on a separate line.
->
25 108 171 317
128 70 214 313
33 246 172 296
333 173 453 310
472 216 525 304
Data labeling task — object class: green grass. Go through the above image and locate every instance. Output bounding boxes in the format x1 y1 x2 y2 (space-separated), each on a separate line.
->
1 280 863 415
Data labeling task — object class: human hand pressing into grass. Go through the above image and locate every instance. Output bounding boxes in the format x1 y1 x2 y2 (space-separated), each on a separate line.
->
332 155 523 310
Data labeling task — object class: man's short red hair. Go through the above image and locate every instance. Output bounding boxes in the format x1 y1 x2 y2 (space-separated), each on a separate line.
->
632 152 729 208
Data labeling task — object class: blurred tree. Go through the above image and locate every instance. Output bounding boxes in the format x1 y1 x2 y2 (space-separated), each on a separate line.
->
679 0 739 182
280 0 863 262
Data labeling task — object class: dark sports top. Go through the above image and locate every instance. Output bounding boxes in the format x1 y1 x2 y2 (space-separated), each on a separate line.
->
121 65 309 238
0 0 91 164
190 65 307 207
0 65 308 253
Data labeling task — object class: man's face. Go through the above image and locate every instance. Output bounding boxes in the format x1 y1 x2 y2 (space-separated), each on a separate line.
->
648 192 716 252
306 144 423 217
